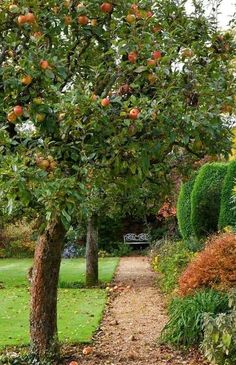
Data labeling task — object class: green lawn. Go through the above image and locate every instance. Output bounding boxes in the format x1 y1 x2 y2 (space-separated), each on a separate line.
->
0 288 107 348
0 257 119 288
0 258 119 349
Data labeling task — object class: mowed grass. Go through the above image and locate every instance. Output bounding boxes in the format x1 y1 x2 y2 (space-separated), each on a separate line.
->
0 257 119 288
0 288 106 348
0 257 119 349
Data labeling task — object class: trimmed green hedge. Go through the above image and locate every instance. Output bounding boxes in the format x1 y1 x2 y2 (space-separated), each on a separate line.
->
219 160 236 230
191 163 227 239
177 174 196 240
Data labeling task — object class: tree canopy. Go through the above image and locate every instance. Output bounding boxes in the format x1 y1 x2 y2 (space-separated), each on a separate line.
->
0 0 235 226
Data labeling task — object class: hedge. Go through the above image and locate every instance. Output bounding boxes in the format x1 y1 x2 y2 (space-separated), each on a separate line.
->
177 174 196 240
191 163 227 239
218 160 236 230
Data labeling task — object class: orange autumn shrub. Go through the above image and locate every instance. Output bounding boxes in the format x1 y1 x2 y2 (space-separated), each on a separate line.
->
179 233 236 295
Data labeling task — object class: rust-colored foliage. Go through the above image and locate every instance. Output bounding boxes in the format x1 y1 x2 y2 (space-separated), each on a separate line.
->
179 233 236 295
157 200 176 221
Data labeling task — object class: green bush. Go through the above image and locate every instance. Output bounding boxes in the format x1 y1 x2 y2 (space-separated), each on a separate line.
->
191 163 228 239
177 174 196 241
202 291 236 365
219 160 236 230
160 289 229 348
152 240 193 294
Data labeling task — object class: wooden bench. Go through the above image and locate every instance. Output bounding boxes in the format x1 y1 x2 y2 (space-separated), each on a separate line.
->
123 233 150 245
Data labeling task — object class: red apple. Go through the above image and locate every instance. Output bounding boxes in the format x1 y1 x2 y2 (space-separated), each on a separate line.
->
78 15 89 25
13 105 23 117
21 75 32 85
101 98 110 107
147 59 156 67
69 362 78 365
100 3 113 13
40 60 50 69
25 12 36 23
128 51 138 63
17 15 27 25
152 50 162 60
129 108 140 120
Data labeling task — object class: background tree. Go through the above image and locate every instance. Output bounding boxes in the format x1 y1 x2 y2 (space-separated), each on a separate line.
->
0 0 235 361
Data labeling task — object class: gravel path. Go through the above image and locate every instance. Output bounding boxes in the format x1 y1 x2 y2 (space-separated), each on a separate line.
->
68 256 208 365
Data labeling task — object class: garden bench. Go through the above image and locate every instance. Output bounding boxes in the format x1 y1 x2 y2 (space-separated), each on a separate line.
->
123 233 150 245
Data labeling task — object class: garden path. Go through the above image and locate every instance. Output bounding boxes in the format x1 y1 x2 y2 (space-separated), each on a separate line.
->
67 256 208 365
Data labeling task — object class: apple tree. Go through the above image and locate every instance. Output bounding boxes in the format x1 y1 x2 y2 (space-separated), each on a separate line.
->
0 0 235 361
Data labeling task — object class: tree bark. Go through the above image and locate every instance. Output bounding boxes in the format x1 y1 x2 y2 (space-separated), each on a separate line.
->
30 217 66 361
86 215 99 287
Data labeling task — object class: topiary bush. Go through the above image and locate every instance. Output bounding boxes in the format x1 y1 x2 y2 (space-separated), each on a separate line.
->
179 233 236 296
191 163 228 239
160 289 229 348
177 174 196 241
218 160 236 230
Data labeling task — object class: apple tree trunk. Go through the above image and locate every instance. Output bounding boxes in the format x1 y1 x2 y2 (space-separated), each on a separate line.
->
30 217 66 361
86 215 99 287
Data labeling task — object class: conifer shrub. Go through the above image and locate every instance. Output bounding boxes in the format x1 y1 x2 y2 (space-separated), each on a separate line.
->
177 174 196 241
218 160 236 230
191 163 227 239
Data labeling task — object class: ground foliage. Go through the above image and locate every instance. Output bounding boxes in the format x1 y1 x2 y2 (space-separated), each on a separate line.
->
161 289 229 348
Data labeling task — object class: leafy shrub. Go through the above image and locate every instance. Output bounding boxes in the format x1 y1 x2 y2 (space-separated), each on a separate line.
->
160 289 229 347
177 174 196 241
191 163 227 239
202 291 236 365
110 242 132 257
179 233 236 296
1 219 36 258
152 240 193 294
219 160 236 230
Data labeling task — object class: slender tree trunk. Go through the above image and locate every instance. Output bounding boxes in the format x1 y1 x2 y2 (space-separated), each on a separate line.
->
30 217 66 361
86 215 99 287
